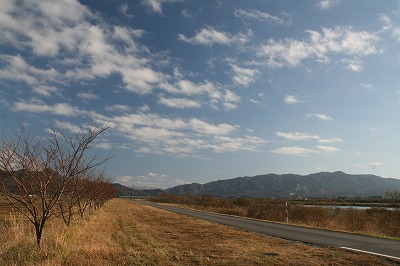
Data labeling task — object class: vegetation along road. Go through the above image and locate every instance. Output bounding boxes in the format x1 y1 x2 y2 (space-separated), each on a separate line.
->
140 201 400 262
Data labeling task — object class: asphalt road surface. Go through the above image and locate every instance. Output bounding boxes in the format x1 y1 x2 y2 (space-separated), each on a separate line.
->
139 201 400 261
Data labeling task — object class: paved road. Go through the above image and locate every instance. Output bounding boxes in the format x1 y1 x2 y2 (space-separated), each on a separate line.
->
139 201 400 261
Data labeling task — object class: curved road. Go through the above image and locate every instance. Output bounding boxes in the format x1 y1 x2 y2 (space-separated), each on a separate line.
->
139 201 400 261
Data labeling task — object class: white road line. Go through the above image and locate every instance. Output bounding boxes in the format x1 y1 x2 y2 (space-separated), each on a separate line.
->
340 247 400 261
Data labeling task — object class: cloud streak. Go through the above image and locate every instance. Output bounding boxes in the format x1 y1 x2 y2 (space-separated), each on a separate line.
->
284 95 302 104
271 146 317 156
307 113 333 121
258 26 380 69
178 27 252 46
317 0 340 10
234 9 290 25
276 131 343 143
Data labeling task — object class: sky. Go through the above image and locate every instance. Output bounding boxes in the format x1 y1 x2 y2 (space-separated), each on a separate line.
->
1 0 400 188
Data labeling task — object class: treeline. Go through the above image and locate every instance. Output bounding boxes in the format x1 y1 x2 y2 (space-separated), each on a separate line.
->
151 194 400 238
56 170 116 226
0 125 115 247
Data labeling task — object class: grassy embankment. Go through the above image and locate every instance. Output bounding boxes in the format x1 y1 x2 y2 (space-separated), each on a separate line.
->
152 195 400 239
0 198 397 265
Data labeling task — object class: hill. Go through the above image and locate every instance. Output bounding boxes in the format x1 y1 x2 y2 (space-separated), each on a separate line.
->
166 171 400 198
112 183 163 197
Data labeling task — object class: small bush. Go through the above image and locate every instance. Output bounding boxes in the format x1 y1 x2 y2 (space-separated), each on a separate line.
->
343 208 367 232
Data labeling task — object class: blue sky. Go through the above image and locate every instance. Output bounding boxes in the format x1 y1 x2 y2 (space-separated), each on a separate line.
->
1 0 400 188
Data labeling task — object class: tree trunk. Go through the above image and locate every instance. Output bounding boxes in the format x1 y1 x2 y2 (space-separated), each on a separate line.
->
34 219 46 248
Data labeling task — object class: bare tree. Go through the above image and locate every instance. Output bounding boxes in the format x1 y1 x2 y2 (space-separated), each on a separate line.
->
58 168 115 224
76 169 109 218
0 124 110 247
56 175 79 226
386 190 400 208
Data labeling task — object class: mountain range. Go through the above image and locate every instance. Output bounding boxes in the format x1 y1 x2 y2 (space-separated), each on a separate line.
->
164 171 400 198
2 170 400 198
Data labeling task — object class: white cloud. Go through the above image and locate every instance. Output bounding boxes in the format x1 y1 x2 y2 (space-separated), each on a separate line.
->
223 102 237 110
272 144 340 156
78 92 100 100
96 142 113 150
178 27 252 46
0 0 245 117
13 99 81 116
141 0 181 14
0 0 167 96
159 96 201 109
105 104 132 112
54 120 82 133
222 89 241 109
371 161 383 169
276 132 319 141
32 85 60 97
258 26 380 69
249 99 262 105
318 138 343 143
139 104 150 112
317 0 340 10
284 94 302 104
234 9 290 25
271 146 317 156
317 145 340 152
88 111 266 156
2 1 92 57
181 9 193 19
343 58 364 72
159 79 240 110
114 175 135 186
360 83 375 91
0 55 59 85
119 3 133 18
117 172 172 188
379 14 400 41
189 118 236 135
249 92 266 105
212 135 267 152
306 113 333 121
230 63 259 87
276 131 343 143
120 67 164 94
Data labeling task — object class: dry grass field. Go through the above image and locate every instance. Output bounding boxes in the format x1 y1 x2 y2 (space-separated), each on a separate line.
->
0 198 397 265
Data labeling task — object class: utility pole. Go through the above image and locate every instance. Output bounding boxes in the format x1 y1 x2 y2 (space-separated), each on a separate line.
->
285 197 289 223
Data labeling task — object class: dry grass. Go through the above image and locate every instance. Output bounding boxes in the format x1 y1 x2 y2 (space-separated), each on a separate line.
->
0 198 397 265
153 195 400 238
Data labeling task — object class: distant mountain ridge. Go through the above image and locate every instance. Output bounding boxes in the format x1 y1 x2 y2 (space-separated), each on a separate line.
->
112 183 163 197
4 170 400 198
165 171 400 198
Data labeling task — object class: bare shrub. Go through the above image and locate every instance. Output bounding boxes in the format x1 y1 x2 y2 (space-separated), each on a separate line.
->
294 206 332 228
199 195 217 207
234 197 252 207
247 201 286 222
373 208 400 237
343 208 367 232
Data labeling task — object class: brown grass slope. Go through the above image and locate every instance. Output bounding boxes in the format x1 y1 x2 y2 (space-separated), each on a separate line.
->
0 198 396 265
